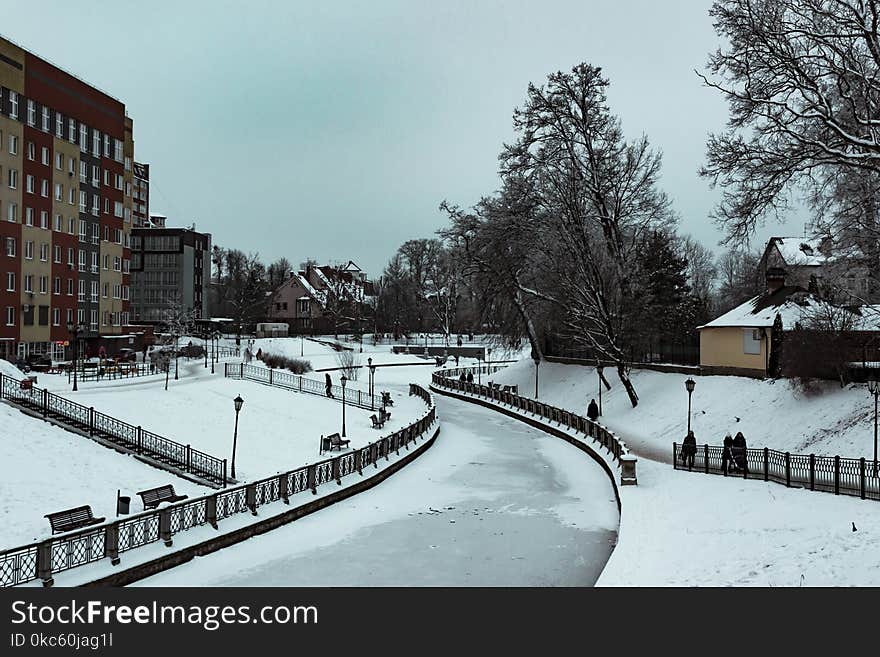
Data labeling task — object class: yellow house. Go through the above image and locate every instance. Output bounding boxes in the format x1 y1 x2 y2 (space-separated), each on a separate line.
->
698 270 807 378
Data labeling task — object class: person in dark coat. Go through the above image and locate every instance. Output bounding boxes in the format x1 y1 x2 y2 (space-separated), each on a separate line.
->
587 398 599 422
325 372 334 398
682 430 697 469
721 433 733 475
732 431 748 473
466 371 474 383
459 372 466 382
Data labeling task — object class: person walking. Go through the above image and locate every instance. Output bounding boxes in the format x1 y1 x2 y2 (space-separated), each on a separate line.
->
466 371 474 383
325 372 334 398
721 433 733 475
732 431 748 474
459 372 466 382
682 430 697 469
587 398 599 422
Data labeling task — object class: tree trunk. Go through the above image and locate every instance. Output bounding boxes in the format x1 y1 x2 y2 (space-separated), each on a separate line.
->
616 360 639 408
598 368 612 391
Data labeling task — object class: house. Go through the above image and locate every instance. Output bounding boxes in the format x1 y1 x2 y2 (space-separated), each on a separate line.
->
266 262 375 335
758 235 874 301
699 267 880 378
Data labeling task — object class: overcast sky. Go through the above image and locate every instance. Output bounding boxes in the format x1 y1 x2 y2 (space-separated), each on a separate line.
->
3 0 799 275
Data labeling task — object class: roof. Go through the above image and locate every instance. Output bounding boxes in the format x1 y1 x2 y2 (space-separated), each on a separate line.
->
700 287 880 331
767 235 863 267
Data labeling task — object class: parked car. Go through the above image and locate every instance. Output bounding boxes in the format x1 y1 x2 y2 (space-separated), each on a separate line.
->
117 348 138 362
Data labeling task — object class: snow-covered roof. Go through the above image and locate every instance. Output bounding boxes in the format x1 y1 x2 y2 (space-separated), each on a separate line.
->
700 287 880 331
771 236 826 266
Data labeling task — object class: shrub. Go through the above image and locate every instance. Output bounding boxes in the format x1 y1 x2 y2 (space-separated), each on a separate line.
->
335 349 361 380
258 351 312 374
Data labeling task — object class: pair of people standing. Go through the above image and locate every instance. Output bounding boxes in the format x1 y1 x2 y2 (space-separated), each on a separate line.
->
721 431 748 475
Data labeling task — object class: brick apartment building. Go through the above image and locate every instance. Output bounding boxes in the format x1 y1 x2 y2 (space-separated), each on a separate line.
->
132 161 149 228
0 35 135 361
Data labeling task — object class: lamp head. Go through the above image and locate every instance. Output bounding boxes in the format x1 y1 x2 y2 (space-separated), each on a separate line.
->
869 377 879 394
685 378 696 394
233 395 244 412
340 374 347 387
368 357 372 367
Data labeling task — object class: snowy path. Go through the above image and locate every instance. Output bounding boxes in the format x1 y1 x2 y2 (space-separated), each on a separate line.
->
135 393 620 587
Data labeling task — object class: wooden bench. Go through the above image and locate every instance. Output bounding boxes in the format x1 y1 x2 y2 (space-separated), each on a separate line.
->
326 432 350 451
501 384 519 395
370 414 385 429
136 484 189 510
45 505 106 534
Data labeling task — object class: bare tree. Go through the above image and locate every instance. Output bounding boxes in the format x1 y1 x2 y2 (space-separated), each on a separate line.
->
700 0 880 244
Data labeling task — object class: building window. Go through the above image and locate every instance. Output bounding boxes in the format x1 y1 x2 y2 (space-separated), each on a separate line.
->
39 276 47 294
25 208 33 226
53 244 61 262
9 91 18 119
92 131 100 155
67 247 74 265
68 118 75 143
26 99 35 126
26 141 34 161
24 241 33 260
40 211 47 229
25 175 33 193
41 146 49 165
58 113 64 138
5 237 15 257
53 277 60 295
7 202 16 223
8 167 17 189
52 307 60 326
5 306 13 326
54 215 62 232
42 107 49 132
80 160 87 184
24 274 32 293
55 183 63 201
743 328 763 356
79 191 87 213
80 124 88 151
6 272 14 291
55 152 63 170
41 179 48 197
39 243 48 261
67 278 73 296
78 279 85 302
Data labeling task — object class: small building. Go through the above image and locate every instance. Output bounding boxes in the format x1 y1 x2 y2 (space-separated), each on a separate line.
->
256 322 289 338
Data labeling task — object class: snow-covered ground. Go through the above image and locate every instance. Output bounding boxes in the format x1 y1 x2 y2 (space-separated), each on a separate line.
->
489 359 880 461
0 401 209 549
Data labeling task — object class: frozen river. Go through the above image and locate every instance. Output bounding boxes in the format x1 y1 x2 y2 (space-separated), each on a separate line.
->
136 392 620 586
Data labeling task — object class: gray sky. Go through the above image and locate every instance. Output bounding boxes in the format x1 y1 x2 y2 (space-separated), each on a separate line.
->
3 0 798 275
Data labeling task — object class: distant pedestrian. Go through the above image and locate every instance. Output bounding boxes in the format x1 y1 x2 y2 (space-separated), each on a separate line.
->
732 431 748 474
325 372 333 398
587 398 599 422
466 371 474 383
459 372 466 382
721 433 733 476
682 430 697 469
457 335 463 348
243 348 252 364
256 348 262 361
455 354 460 367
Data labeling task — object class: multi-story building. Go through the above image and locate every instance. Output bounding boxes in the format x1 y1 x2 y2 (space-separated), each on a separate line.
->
130 223 211 322
132 161 149 227
0 35 134 361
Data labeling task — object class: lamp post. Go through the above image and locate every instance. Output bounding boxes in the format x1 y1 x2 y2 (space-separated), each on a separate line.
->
231 395 244 479
685 378 696 434
487 347 492 373
340 374 348 438
67 322 83 392
477 353 482 384
597 363 604 416
367 357 374 410
211 331 216 374
301 333 304 357
174 333 179 380
203 327 208 369
869 377 879 476
534 356 540 398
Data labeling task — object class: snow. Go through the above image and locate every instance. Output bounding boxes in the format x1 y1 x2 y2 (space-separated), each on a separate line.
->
0 402 209 549
772 236 827 266
486 358 880 585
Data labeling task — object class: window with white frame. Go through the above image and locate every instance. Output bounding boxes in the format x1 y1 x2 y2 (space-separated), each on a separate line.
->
113 201 123 218
26 100 35 126
9 91 17 120
6 272 14 291
92 196 99 217
5 307 13 326
67 247 74 265
7 168 16 189
6 202 16 223
68 187 75 205
52 307 59 326
39 211 47 229
743 328 763 355
24 208 33 226
103 134 110 157
8 134 17 155
40 179 48 197
5 237 14 257
39 275 47 294
24 240 33 259
78 279 85 302
113 256 121 271
78 249 86 272
67 278 73 296
102 282 108 298
53 277 60 295
78 220 86 241
53 244 61 262
79 191 87 212
41 106 49 132
25 175 33 193
90 280 98 303
39 243 48 261
41 146 49 165
80 124 87 151
58 113 64 138
24 274 32 293
79 160 87 183
68 218 75 235
54 183 62 201
92 130 100 155
55 152 63 170
26 141 34 161
90 309 98 332
68 118 75 143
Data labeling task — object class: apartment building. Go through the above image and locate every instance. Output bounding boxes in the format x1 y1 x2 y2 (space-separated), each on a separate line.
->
0 35 134 361
132 161 149 227
129 223 211 322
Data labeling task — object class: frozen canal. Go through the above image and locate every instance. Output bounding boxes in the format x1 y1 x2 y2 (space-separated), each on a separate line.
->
136 393 620 586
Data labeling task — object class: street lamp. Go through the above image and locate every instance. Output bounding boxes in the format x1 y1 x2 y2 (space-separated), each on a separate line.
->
203 327 208 369
211 331 216 374
597 363 605 416
367 357 374 410
534 356 540 398
340 374 348 438
301 333 304 357
67 321 84 392
487 347 492 373
869 377 879 476
231 394 244 479
685 378 696 434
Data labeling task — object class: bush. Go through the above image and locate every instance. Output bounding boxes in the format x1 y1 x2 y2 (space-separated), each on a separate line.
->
335 349 361 380
258 351 312 374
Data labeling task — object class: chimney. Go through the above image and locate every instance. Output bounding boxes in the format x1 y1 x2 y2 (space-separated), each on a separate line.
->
766 267 786 294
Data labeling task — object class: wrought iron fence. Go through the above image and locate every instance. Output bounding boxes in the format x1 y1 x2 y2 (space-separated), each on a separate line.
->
431 365 636 475
70 362 156 383
0 373 227 487
0 382 436 588
673 443 880 501
226 363 379 410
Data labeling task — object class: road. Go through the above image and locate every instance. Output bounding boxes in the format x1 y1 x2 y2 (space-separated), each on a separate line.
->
135 393 620 586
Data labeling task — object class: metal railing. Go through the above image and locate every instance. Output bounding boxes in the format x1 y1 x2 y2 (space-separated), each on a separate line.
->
0 382 436 588
226 363 379 410
0 373 227 487
69 362 157 383
673 443 880 501
431 364 636 481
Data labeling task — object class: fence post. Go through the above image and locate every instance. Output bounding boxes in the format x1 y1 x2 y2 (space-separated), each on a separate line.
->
333 457 341 484
159 508 173 547
810 454 815 491
834 455 840 495
106 524 120 566
355 448 362 475
223 459 228 487
371 443 379 468
186 444 192 473
42 388 48 416
308 464 317 494
239 363 243 377
37 540 54 587
764 448 769 482
785 452 791 487
89 407 94 436
269 369 273 385
384 438 390 461
704 444 709 474
860 457 866 500
246 484 257 515
299 376 302 392
137 426 142 453
206 494 218 529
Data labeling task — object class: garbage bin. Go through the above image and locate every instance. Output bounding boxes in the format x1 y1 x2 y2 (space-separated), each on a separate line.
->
321 436 331 453
117 495 131 515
